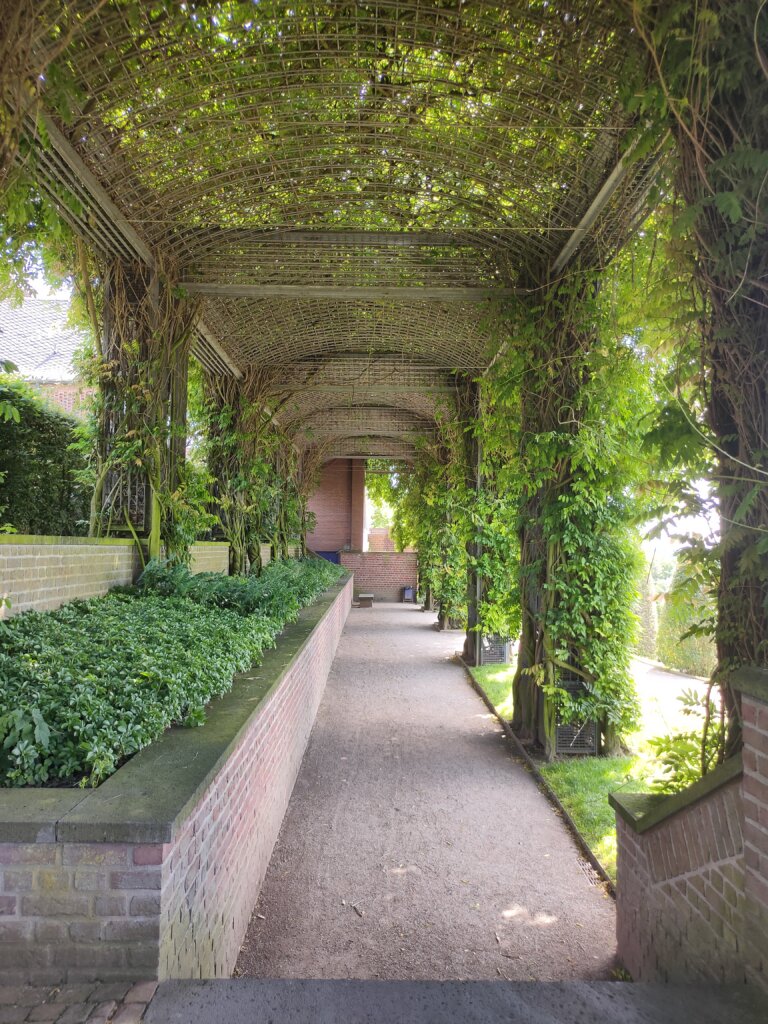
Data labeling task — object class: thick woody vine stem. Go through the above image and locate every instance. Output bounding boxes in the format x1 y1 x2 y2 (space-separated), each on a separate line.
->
627 0 768 757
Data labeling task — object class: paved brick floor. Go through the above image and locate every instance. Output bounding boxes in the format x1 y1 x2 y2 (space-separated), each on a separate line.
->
0 981 157 1024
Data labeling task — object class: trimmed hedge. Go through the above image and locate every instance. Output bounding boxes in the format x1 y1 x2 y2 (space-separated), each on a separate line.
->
0 557 344 787
0 378 90 535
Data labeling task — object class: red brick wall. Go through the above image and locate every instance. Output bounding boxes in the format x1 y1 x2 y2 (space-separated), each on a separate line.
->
306 459 352 552
0 577 353 984
615 779 745 984
340 551 417 601
0 537 141 618
614 680 768 992
36 382 95 419
743 692 768 988
0 539 230 618
0 840 163 985
368 527 395 552
159 575 352 979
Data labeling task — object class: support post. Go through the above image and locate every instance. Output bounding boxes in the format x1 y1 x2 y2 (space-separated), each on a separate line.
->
94 257 195 562
460 377 483 667
350 459 366 551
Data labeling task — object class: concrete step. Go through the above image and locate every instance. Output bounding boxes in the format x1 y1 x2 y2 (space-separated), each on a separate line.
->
144 979 767 1024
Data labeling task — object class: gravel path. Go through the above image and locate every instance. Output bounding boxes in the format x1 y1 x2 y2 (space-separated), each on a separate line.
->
236 603 617 981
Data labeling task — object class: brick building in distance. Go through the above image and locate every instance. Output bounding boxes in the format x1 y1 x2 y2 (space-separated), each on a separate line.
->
0 297 93 417
306 458 417 601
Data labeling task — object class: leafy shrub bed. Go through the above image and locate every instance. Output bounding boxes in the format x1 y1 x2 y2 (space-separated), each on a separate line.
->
0 377 91 535
0 557 343 787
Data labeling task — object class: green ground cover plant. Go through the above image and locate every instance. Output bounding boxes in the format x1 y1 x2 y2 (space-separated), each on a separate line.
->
0 557 343 787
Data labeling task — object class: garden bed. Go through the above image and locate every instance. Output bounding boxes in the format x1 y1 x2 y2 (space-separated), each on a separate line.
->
0 557 344 787
0 569 353 984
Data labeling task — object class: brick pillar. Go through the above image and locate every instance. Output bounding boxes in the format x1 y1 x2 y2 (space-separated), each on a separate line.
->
350 460 366 551
735 667 768 990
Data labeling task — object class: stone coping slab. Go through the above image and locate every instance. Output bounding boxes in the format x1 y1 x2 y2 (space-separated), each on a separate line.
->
0 535 228 547
0 575 351 845
732 665 768 705
609 752 742 835
0 534 133 546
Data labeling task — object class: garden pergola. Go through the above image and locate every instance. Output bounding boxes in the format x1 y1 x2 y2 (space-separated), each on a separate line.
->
5 1 661 460
2 0 765 730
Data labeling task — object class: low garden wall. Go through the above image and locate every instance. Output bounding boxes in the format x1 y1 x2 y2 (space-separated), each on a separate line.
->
0 572 352 984
339 550 417 601
0 535 232 617
188 541 230 575
611 667 768 992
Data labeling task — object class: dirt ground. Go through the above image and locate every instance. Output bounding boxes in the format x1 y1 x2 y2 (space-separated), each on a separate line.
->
236 603 617 981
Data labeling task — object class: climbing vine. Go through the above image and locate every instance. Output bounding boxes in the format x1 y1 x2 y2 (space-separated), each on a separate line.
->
200 367 323 574
368 398 521 642
621 0 768 763
384 438 471 629
485 263 654 755
79 256 213 564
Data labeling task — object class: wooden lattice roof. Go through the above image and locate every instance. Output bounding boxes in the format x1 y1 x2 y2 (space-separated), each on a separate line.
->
22 0 664 459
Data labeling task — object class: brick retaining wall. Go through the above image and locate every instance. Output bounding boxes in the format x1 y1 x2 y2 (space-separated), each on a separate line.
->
339 551 417 601
611 668 768 991
0 537 230 617
742 685 768 989
0 536 140 618
0 575 352 984
187 542 231 575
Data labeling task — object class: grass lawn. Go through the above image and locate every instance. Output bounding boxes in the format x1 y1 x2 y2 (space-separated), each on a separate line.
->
469 661 653 881
538 755 648 880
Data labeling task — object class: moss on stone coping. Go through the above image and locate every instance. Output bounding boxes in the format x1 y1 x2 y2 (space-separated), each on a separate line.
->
609 753 743 835
0 789 89 843
0 573 352 845
732 666 768 706
0 534 135 547
0 535 229 548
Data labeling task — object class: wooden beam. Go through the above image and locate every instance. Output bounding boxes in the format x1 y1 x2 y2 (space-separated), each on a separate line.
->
39 113 154 265
179 283 518 301
550 152 632 275
193 321 243 380
179 228 513 247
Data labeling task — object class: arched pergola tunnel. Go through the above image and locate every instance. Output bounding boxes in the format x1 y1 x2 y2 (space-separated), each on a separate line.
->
2 5 660 606
1 0 767 997
2 0 764 749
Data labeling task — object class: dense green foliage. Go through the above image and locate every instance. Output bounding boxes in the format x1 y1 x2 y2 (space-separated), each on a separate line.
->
634 568 659 661
656 565 716 678
0 0 763 801
625 1 768 775
368 429 521 642
485 266 654 754
0 376 90 535
0 557 343 787
648 686 725 794
138 555 341 621
198 369 318 573
386 449 471 628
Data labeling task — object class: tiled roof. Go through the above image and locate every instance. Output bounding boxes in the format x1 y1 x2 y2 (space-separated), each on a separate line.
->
0 298 88 382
